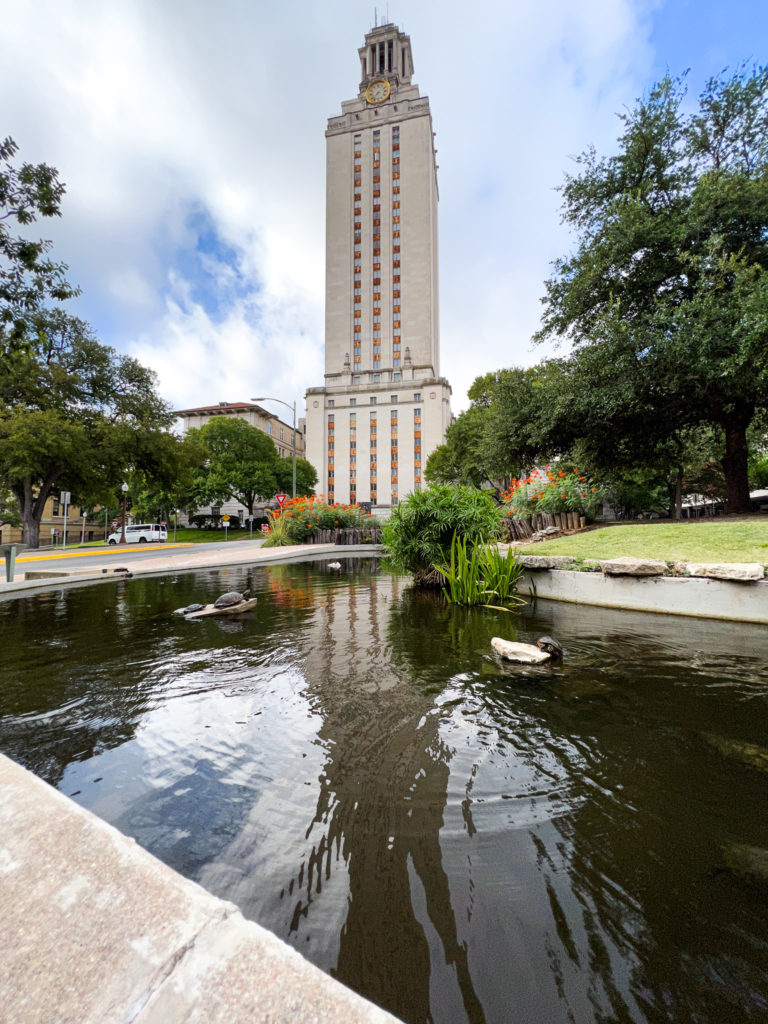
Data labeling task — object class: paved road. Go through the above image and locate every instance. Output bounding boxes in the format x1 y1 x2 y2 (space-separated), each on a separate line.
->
4 539 268 581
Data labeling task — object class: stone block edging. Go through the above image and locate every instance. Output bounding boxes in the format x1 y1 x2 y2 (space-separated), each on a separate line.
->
0 752 401 1024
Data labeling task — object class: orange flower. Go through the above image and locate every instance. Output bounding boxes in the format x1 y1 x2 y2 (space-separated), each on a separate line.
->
558 471 565 478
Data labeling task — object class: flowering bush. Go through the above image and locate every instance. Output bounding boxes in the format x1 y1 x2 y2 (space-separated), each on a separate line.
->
263 495 380 546
502 466 604 519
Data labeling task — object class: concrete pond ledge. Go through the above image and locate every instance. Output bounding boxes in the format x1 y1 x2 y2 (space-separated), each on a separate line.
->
520 567 768 624
0 752 401 1024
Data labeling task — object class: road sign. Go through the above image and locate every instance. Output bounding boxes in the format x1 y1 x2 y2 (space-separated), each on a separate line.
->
275 493 288 508
222 514 230 522
60 491 71 505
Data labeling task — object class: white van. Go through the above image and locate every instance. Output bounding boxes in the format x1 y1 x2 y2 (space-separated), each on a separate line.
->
107 523 168 545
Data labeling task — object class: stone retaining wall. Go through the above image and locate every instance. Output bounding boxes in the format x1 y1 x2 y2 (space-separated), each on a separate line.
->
517 554 768 623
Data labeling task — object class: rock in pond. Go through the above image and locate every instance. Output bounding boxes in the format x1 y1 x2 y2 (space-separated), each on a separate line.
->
491 638 551 664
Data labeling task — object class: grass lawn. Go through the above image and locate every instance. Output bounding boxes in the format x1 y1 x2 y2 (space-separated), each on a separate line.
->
517 518 768 564
171 528 263 544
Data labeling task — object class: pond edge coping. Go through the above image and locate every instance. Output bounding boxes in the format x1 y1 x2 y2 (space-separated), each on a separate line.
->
0 750 402 1024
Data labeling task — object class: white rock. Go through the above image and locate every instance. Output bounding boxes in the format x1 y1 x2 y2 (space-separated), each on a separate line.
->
491 637 551 664
599 557 668 576
686 562 765 582
520 555 576 570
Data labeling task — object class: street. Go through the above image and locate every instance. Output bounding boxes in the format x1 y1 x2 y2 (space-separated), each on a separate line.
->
4 539 267 581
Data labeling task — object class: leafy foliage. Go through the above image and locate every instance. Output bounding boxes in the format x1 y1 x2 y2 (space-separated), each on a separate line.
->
502 465 604 518
275 455 318 497
383 485 506 586
536 66 768 513
1 137 79 357
0 310 178 546
264 495 379 545
435 532 525 606
188 417 279 516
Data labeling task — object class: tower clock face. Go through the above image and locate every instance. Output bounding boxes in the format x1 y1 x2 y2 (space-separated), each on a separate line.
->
365 79 391 104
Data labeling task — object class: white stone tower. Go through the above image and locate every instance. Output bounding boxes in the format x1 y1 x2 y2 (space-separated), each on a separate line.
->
305 22 452 509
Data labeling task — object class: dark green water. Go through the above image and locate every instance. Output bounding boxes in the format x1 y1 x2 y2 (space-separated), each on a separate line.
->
1 560 768 1024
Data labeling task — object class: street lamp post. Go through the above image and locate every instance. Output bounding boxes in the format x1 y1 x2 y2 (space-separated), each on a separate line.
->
251 396 297 499
120 482 129 544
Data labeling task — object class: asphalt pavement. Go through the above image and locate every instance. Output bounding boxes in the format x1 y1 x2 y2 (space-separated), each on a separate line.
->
0 538 381 596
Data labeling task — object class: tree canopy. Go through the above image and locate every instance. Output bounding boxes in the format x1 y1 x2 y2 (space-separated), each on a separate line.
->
1 137 79 358
0 139 187 546
535 65 768 513
188 416 281 516
0 310 180 545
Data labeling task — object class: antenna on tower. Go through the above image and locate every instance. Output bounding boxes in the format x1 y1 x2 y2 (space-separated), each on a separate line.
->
374 7 377 28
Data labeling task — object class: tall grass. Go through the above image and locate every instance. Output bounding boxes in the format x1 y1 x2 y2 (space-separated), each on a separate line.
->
435 533 525 607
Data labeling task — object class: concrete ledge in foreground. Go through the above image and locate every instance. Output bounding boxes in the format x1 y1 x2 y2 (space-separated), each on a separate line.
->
521 569 768 623
0 752 401 1024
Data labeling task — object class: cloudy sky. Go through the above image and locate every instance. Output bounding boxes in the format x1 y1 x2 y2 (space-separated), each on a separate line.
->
3 0 766 423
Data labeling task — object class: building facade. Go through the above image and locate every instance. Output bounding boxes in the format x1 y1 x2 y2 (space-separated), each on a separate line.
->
305 23 451 509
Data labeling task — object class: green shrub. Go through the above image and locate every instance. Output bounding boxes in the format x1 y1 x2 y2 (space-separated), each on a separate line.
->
261 511 293 547
383 485 505 587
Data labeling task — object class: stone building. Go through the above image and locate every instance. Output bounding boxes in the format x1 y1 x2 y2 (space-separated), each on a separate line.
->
305 22 452 509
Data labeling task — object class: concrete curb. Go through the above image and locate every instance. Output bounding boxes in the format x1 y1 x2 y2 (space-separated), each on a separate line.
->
0 753 400 1024
0 543 384 600
521 569 768 623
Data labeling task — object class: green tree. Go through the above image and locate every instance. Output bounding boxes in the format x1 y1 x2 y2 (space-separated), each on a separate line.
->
0 311 177 546
275 455 317 497
425 404 495 488
537 66 768 513
189 417 279 516
1 137 79 357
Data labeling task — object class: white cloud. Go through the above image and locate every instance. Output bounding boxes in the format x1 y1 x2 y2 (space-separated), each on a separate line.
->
4 0 666 418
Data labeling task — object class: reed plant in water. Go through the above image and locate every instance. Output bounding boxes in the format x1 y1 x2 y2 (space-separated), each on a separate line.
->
435 533 525 607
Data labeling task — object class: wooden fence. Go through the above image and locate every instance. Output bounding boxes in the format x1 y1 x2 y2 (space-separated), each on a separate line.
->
305 527 383 545
503 512 586 542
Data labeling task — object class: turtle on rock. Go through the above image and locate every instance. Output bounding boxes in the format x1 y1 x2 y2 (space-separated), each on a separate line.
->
213 590 251 609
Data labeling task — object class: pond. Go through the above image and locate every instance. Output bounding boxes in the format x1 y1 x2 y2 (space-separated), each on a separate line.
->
1 559 768 1024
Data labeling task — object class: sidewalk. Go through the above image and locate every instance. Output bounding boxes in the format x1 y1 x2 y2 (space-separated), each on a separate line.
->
0 541 383 598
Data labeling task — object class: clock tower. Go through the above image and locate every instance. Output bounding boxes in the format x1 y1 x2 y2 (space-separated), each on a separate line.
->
305 23 452 509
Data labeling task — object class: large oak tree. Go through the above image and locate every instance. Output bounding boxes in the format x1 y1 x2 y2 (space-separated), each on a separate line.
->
537 67 768 513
